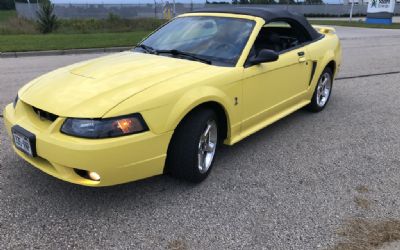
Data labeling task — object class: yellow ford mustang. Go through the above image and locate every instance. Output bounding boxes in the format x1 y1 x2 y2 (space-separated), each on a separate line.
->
3 8 341 186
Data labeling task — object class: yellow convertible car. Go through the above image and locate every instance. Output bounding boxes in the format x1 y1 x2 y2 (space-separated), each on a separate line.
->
3 8 341 186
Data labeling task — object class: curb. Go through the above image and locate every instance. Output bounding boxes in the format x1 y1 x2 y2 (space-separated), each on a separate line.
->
0 47 132 58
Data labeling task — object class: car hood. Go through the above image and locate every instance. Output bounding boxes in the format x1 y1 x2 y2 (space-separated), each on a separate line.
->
19 52 209 118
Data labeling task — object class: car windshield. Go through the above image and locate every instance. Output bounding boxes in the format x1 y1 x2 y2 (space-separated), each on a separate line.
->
135 16 255 66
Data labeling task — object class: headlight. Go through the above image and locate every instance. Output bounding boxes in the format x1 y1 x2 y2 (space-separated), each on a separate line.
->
13 95 19 108
61 114 148 138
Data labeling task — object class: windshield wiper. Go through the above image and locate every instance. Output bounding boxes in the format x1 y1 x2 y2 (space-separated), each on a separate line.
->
156 49 212 65
136 44 157 54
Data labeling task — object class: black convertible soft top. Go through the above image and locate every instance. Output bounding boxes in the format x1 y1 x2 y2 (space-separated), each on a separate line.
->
191 7 321 41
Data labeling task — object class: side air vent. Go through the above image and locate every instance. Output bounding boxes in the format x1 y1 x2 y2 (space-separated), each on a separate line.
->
32 107 58 122
309 61 318 86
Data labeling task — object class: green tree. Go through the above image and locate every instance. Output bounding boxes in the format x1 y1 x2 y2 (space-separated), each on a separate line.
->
0 0 15 10
278 0 295 4
36 0 58 33
304 0 324 4
250 0 276 4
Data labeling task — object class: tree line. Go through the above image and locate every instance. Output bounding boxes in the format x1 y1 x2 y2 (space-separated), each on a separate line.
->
0 0 15 10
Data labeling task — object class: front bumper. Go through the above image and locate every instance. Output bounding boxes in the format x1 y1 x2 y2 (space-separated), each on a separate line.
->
3 102 173 187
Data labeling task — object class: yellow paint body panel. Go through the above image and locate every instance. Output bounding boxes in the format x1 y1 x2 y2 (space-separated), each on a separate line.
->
3 13 341 186
4 102 172 186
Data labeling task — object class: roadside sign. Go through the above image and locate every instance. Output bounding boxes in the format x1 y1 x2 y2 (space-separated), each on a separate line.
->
366 0 396 24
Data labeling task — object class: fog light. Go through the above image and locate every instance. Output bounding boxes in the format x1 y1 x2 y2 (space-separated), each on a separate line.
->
88 171 101 181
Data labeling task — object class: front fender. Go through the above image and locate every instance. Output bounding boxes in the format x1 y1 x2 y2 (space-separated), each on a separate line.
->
140 84 241 137
103 65 243 139
165 86 234 132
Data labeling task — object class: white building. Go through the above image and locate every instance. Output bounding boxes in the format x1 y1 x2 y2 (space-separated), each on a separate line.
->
343 0 399 4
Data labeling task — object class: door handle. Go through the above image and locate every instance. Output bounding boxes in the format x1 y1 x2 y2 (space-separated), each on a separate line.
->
298 51 306 63
298 57 306 63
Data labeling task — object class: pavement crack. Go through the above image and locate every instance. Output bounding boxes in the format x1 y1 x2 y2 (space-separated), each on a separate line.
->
337 71 400 81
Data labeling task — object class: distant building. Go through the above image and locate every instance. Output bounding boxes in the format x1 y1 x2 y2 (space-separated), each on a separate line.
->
342 0 367 4
343 0 399 4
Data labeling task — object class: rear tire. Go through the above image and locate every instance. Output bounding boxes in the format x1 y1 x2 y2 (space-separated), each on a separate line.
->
166 109 218 183
306 67 333 112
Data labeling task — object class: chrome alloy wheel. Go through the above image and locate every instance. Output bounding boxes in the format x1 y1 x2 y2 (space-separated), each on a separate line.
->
197 120 218 174
316 72 332 107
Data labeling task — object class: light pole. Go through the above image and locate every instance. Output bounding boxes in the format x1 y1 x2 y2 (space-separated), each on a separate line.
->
173 0 176 17
349 0 355 22
154 0 157 18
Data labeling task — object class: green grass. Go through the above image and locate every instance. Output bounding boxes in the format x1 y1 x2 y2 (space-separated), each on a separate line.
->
1 10 399 52
309 20 400 29
0 13 160 52
0 10 16 23
57 18 166 34
0 14 166 35
0 31 150 52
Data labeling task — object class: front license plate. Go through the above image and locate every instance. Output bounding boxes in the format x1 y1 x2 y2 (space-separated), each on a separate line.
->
11 125 36 157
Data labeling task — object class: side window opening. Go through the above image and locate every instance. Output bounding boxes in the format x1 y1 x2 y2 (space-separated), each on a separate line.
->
251 20 311 57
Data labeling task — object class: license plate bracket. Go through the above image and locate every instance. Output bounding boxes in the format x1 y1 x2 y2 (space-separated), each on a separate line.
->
11 125 37 157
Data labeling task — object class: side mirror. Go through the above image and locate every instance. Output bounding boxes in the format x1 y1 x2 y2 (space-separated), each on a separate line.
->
248 49 279 65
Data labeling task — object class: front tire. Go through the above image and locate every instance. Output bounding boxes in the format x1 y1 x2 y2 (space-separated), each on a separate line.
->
166 109 218 183
306 67 333 112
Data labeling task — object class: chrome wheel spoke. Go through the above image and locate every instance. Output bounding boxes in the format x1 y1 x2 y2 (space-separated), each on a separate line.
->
324 88 329 97
316 72 332 107
321 76 328 87
203 124 211 138
198 151 206 171
197 120 218 174
204 142 216 152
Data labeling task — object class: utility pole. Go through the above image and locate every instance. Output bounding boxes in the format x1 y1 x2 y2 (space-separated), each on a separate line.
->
173 0 176 17
26 0 32 20
154 0 157 18
349 0 355 22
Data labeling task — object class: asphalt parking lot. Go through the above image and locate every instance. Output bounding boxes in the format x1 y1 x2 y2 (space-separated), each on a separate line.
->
1 26 400 249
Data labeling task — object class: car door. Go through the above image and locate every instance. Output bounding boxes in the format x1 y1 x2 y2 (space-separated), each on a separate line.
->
241 21 312 131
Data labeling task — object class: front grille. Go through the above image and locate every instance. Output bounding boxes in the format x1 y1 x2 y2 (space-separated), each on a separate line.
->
32 107 58 122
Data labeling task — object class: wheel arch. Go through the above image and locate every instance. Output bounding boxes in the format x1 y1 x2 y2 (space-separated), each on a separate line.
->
177 101 229 142
325 60 336 77
318 48 337 79
165 88 234 142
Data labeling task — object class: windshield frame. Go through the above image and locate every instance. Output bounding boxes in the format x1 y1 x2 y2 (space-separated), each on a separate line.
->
134 14 261 67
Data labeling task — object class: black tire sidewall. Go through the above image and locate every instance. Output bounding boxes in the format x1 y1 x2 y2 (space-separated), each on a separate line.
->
166 109 218 183
308 67 333 112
